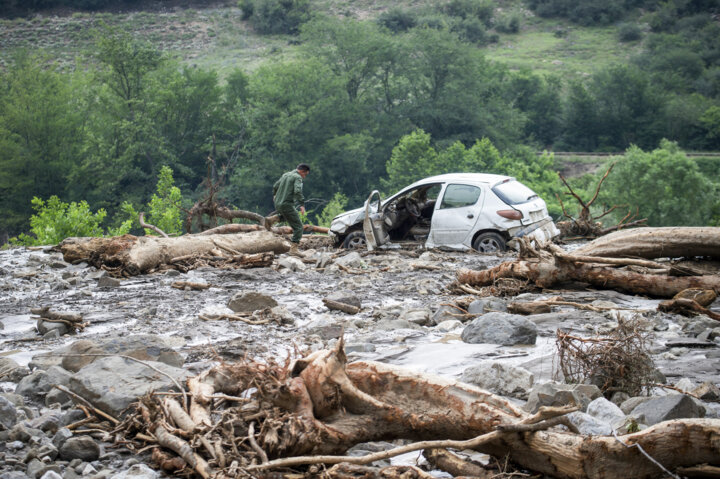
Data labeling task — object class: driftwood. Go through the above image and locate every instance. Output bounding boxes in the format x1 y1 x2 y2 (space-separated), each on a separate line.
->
575 227 720 259
457 234 720 298
59 231 288 277
555 163 647 238
139 212 169 238
31 306 87 333
322 298 361 314
198 223 329 235
112 340 720 479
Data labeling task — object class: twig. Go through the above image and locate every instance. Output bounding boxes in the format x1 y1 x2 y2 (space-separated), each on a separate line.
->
247 422 268 464
139 212 169 238
53 385 119 425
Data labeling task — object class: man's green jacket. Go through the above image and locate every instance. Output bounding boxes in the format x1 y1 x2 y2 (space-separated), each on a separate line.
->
273 170 304 208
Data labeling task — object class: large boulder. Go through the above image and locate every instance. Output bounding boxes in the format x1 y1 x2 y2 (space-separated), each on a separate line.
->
0 358 30 382
68 356 191 417
59 436 100 461
228 292 278 313
461 362 534 399
461 312 537 346
0 395 17 430
629 394 704 426
524 382 602 413
566 411 613 436
586 397 626 428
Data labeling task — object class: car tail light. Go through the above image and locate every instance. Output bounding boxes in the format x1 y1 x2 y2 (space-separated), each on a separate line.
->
497 209 523 220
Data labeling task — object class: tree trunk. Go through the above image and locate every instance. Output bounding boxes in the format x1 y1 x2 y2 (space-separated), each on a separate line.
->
575 227 720 259
59 230 289 276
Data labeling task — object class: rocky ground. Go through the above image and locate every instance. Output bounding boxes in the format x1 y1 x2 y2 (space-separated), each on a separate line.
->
0 237 719 478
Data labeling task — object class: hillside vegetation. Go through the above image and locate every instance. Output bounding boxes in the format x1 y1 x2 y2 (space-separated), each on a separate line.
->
1 0 719 243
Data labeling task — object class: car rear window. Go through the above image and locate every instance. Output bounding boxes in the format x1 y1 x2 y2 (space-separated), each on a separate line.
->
439 184 482 209
492 180 538 205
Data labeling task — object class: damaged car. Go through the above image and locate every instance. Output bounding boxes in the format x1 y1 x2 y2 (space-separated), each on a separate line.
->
328 173 560 252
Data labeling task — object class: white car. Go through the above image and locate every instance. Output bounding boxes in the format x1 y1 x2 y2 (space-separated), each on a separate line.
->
328 173 560 252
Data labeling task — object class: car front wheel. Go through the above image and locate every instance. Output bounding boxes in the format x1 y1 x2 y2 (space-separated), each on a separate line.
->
342 231 367 249
472 232 506 253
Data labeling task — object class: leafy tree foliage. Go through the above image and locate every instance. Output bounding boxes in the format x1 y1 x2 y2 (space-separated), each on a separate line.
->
317 192 348 227
598 140 718 226
525 0 630 26
118 166 184 236
239 0 312 35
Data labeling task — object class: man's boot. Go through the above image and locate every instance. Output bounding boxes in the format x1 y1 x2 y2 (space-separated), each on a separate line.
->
288 243 301 257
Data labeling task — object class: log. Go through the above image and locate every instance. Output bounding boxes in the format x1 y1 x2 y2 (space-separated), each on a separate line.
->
322 298 361 314
575 227 720 259
197 223 329 236
59 230 289 276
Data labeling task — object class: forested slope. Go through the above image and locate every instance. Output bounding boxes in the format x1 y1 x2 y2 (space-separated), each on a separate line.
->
1 0 719 243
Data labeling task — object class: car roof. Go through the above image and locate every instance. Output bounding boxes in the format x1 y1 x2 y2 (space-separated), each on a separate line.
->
408 173 513 188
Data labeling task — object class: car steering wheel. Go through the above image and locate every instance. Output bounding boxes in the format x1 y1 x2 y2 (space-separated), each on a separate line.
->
406 198 420 218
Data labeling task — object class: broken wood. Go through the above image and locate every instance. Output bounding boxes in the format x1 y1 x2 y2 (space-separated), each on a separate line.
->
59 230 288 277
422 448 493 478
574 227 720 259
322 298 361 315
171 281 210 291
139 212 169 238
198 223 329 235
658 297 720 321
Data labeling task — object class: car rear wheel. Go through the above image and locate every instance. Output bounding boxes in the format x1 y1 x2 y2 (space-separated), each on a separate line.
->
472 232 506 253
342 231 367 249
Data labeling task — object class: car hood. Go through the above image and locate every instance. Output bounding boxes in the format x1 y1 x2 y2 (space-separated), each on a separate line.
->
329 206 365 234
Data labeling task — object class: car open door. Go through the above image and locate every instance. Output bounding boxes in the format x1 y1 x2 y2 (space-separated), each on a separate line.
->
362 190 389 250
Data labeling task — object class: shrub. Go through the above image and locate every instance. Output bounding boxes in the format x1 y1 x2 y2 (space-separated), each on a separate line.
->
377 7 417 33
495 12 521 34
441 0 494 26
244 0 312 35
451 17 488 44
617 22 642 42
11 196 127 246
317 193 348 227
119 166 184 236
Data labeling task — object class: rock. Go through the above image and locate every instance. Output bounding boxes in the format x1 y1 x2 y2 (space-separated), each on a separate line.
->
29 410 63 433
610 391 630 407
59 436 100 461
566 411 613 436
97 276 121 288
61 409 85 427
325 290 362 309
36 318 69 336
399 307 431 326
68 356 191 417
228 292 278 313
0 395 18 430
619 396 651 415
586 397 626 428
673 377 695 393
0 473 30 479
435 319 463 332
461 312 537 346
15 371 52 401
109 464 159 479
524 382 602 413
52 428 73 449
36 442 58 461
374 319 423 331
60 336 184 372
692 381 720 401
277 256 306 271
461 362 534 399
0 358 30 382
44 388 71 407
467 297 507 315
39 472 62 479
629 394 704 426
430 304 463 325
303 316 344 340
334 252 364 269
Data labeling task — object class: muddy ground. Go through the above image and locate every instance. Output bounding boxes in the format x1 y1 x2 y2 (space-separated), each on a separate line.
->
1 237 719 476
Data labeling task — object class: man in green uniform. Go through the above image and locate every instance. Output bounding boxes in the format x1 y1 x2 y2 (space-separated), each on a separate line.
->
273 163 310 255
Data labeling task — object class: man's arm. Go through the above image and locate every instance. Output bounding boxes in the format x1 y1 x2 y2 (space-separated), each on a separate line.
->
293 176 305 208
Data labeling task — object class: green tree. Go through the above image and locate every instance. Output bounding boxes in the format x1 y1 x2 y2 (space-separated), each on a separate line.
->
119 166 183 236
599 140 717 226
317 192 348 227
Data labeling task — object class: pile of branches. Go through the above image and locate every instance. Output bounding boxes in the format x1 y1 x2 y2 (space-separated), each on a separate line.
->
555 316 656 397
556 163 647 239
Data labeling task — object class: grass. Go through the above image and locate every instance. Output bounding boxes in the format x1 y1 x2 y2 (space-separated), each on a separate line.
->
0 0 645 82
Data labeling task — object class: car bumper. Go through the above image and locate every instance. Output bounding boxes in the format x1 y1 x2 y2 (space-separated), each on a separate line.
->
509 218 560 243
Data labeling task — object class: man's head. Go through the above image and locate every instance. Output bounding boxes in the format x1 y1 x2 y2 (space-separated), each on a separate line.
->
296 163 310 178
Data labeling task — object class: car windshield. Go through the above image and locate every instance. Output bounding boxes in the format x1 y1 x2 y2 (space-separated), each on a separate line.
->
492 180 538 205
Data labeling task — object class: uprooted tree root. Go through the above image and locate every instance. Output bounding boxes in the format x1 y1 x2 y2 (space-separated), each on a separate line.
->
555 316 657 397
104 340 720 479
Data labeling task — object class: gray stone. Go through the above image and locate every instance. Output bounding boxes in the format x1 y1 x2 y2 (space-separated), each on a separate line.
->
586 397 626 428
59 436 100 461
68 356 191 417
567 411 613 436
26 459 45 479
60 336 184 373
374 319 423 331
610 391 630 407
620 396 651 415
0 395 18 430
52 428 73 449
0 472 30 479
109 464 159 479
277 256 306 271
36 318 70 336
29 410 63 434
44 388 71 407
303 316 344 340
61 409 86 427
39 472 62 479
524 382 603 413
693 381 720 401
228 292 278 313
0 358 30 382
461 362 534 399
345 343 376 353
461 312 537 346
467 297 507 315
325 290 361 309
97 276 121 288
15 371 53 400
333 252 364 269
42 328 63 339
399 307 431 326
435 319 463 332
673 378 696 393
430 304 462 325
36 443 58 461
629 394 703 426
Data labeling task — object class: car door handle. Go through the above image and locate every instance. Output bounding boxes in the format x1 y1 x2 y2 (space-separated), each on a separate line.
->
467 214 474 219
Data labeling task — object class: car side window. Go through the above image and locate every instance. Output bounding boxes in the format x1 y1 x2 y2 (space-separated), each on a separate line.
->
439 184 482 209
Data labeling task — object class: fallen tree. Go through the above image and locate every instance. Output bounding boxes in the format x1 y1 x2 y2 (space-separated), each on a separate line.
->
59 230 289 277
457 230 720 298
112 340 720 479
